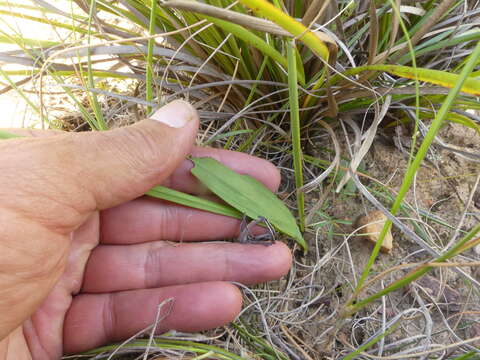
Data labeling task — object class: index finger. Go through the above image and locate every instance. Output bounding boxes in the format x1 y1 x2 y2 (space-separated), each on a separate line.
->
164 146 281 194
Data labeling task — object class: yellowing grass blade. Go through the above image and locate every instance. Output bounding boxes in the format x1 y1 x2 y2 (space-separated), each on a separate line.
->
238 0 335 63
379 65 480 96
338 64 480 96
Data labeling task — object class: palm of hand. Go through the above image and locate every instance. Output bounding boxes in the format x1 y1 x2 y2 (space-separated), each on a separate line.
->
0 141 290 360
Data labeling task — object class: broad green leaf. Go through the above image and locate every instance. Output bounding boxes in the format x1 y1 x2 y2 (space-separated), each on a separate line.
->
190 157 307 252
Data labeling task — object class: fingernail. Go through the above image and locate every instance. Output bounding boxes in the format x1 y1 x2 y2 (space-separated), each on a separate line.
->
150 100 195 128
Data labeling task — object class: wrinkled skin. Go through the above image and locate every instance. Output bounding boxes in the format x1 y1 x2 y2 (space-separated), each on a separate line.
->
0 101 292 359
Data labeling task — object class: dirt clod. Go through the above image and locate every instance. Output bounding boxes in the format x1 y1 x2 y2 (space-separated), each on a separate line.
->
355 210 393 253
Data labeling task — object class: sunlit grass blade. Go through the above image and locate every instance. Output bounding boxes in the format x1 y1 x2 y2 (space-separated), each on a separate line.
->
0 9 92 34
287 40 305 233
334 64 480 96
0 34 59 47
238 0 333 62
146 0 157 115
194 14 300 83
84 0 108 130
0 68 41 117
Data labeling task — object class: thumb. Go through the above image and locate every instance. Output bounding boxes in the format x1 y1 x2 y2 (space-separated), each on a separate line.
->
71 100 199 210
0 100 199 227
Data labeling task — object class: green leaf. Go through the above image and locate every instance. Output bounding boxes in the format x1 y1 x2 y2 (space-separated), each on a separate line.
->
190 157 307 252
146 185 242 219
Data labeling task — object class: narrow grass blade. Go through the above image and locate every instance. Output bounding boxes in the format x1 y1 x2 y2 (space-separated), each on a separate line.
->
146 0 157 115
206 129 253 145
444 111 480 135
342 320 400 360
350 222 480 313
0 9 91 34
0 68 41 117
147 186 242 219
85 0 108 130
84 339 245 359
334 64 480 96
0 35 59 47
287 40 305 233
367 0 379 64
450 351 478 360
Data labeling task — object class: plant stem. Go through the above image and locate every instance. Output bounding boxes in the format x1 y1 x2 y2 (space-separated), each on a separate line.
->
287 39 305 231
146 0 157 115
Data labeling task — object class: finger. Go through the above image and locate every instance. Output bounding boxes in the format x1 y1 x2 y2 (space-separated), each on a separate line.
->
63 282 242 354
100 196 267 244
82 241 291 292
165 147 281 195
0 100 199 232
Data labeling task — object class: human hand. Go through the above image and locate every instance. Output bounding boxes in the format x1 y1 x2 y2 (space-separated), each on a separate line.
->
0 101 292 359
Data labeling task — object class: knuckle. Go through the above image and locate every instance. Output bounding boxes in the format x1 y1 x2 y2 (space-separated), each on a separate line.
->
159 204 189 240
144 242 165 288
102 293 116 341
